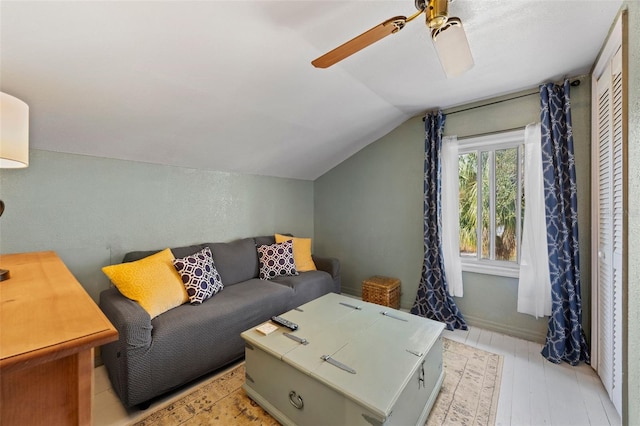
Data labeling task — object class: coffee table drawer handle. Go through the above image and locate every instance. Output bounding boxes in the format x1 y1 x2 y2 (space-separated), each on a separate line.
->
289 391 304 409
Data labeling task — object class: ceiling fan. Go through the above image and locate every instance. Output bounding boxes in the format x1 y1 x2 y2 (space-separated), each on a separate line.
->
311 0 474 78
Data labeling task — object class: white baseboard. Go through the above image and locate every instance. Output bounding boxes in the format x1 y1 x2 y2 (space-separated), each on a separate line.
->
462 313 547 344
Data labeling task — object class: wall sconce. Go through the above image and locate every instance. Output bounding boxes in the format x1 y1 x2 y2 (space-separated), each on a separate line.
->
0 91 30 281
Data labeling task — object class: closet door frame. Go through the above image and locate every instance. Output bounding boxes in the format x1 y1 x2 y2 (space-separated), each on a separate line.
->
590 9 628 418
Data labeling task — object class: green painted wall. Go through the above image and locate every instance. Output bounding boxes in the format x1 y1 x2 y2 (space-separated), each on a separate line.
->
314 77 592 343
623 2 639 424
314 116 424 308
0 150 314 302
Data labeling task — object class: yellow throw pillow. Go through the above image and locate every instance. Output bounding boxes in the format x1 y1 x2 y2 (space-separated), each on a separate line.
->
275 234 317 272
102 248 189 319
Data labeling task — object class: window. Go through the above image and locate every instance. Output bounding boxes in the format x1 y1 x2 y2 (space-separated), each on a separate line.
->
457 129 525 277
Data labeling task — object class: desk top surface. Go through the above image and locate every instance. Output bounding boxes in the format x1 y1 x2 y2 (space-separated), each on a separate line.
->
0 251 118 370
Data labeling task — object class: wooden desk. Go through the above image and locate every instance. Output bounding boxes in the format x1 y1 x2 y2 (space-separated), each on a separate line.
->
0 251 118 425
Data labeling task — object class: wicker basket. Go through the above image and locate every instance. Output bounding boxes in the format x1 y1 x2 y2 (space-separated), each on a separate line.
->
362 276 401 309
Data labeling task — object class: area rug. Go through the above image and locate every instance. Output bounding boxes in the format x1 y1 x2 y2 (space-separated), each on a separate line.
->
132 338 502 426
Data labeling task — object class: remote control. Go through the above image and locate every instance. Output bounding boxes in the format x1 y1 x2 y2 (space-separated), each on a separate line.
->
271 315 298 331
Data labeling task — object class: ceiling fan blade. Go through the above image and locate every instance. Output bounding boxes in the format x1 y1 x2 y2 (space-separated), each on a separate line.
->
312 16 407 68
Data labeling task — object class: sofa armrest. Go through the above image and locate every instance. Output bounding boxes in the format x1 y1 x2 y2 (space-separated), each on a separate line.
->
99 287 152 349
312 255 341 293
99 287 153 407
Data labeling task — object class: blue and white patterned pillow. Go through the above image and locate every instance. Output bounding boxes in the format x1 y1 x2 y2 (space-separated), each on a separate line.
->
257 240 298 280
173 247 223 304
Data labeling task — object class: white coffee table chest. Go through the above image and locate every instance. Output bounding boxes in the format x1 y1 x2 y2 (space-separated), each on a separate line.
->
241 293 445 426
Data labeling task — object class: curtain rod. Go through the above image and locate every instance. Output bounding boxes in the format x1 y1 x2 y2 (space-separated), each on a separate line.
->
444 90 538 116
423 79 581 120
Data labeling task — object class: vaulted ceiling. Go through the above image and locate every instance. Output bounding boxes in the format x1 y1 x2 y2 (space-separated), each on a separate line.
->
0 0 622 180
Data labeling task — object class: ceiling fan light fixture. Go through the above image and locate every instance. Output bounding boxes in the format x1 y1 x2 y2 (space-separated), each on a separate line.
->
431 17 474 77
426 0 448 29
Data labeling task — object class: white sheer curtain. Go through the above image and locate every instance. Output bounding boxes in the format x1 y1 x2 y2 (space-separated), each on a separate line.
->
441 136 463 297
517 122 551 318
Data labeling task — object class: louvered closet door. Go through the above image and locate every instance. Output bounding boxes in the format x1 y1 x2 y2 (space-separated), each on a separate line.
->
593 45 623 416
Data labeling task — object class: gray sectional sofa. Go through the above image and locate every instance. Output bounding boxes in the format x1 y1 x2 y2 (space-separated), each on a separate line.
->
99 235 340 408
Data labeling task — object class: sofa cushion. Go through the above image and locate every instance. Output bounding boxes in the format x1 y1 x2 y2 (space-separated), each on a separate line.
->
257 240 298 280
173 247 223 304
272 270 336 309
275 234 317 272
123 244 205 263
102 248 189 319
145 278 294 397
254 235 276 247
205 238 258 286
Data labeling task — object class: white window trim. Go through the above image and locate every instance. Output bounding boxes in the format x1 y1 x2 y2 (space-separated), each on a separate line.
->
458 129 525 151
461 258 520 278
457 128 525 278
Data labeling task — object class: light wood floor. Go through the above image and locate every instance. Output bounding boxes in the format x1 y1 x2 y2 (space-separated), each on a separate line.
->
441 327 620 426
93 326 621 426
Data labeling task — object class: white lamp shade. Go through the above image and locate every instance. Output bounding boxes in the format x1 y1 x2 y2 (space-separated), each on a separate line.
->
432 18 474 78
0 92 29 168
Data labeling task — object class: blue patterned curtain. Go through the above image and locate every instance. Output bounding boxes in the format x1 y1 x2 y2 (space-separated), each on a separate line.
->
410 110 468 331
539 80 590 365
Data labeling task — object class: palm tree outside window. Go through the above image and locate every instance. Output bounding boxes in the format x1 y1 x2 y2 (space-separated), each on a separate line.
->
456 129 525 277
